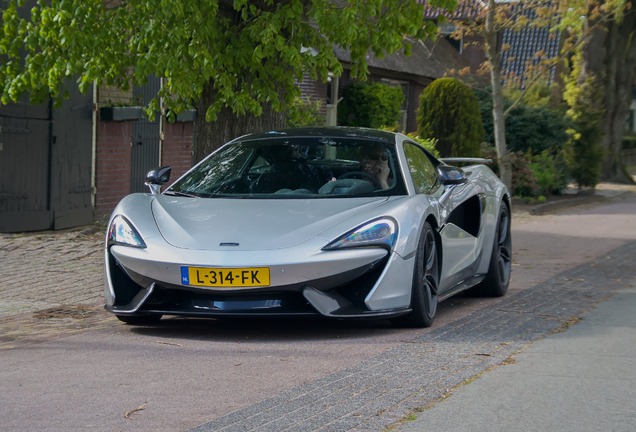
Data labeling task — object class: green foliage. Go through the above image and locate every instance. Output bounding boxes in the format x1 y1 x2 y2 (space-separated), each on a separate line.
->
0 0 457 121
286 96 324 128
476 88 572 154
502 82 560 110
563 55 605 188
482 144 539 197
338 82 404 128
417 78 484 158
405 133 441 158
622 134 636 150
528 149 569 195
379 126 441 157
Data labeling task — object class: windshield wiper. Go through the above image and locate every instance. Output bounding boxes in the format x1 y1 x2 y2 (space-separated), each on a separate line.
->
163 191 198 198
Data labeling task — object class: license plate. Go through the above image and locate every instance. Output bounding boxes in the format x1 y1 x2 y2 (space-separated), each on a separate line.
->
181 266 270 287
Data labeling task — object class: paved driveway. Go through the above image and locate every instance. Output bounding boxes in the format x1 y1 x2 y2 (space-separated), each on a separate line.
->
1 187 635 431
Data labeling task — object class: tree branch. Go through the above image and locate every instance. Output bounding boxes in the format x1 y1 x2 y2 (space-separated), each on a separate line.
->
503 4 624 118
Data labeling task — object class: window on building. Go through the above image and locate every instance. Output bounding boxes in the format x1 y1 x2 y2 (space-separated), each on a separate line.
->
438 22 462 53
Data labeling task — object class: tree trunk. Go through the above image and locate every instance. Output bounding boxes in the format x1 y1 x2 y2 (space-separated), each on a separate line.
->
194 80 287 163
484 0 512 192
599 6 636 183
580 0 636 183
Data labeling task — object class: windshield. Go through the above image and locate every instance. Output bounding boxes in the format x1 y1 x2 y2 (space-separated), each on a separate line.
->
167 136 407 198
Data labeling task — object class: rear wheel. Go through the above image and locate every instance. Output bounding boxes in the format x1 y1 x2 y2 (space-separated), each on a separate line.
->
393 222 439 328
116 314 163 325
470 203 511 297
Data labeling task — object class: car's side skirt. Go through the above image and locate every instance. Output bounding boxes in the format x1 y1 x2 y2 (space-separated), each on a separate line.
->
438 274 486 302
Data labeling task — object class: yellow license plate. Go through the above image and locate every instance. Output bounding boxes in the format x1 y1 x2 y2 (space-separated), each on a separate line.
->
181 266 270 287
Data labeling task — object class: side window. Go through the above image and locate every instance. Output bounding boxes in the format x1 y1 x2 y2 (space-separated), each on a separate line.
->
404 143 439 194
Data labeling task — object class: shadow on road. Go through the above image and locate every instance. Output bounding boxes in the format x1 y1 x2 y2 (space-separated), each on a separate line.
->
123 299 466 343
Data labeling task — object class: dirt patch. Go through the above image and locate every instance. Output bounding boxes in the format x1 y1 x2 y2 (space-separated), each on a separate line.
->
33 304 101 320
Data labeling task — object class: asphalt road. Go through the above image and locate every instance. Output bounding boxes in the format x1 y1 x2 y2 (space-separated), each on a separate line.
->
1 189 635 431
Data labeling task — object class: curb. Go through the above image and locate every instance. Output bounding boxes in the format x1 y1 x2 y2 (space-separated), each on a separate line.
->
529 195 607 215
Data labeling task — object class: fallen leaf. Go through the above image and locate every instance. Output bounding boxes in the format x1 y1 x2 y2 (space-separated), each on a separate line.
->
124 403 146 420
234 363 242 367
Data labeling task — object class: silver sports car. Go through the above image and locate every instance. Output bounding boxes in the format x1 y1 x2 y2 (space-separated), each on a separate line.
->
104 127 511 327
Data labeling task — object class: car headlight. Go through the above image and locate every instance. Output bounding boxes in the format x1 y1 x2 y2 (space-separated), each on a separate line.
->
108 215 146 248
323 218 397 251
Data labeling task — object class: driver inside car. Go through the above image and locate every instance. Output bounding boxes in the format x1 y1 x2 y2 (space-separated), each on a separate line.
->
360 144 391 190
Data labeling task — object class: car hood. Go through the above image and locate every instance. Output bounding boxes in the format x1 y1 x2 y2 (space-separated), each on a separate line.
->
151 196 389 251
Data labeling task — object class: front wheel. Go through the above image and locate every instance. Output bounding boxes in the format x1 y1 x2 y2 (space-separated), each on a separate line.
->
116 314 163 325
393 221 439 328
470 202 512 297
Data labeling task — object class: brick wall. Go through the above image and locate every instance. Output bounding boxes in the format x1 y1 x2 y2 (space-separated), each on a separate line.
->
298 71 328 118
162 122 194 188
94 121 132 221
97 84 133 107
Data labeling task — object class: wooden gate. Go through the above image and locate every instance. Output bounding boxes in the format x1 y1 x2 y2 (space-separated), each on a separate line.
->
131 76 162 193
0 84 94 233
0 99 53 232
0 0 94 232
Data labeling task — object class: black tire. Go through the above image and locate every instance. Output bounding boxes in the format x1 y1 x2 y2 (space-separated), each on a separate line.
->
116 314 163 325
470 202 512 297
392 221 439 328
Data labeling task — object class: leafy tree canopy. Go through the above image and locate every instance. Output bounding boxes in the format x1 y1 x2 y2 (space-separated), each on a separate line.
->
0 0 456 121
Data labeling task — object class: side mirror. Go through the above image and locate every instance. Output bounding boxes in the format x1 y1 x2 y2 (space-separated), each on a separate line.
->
145 166 171 194
437 165 467 185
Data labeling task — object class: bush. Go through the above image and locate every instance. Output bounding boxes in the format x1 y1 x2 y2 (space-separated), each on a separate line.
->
622 134 636 150
528 149 569 195
418 78 484 158
286 96 324 127
482 144 539 197
475 88 572 154
338 82 404 128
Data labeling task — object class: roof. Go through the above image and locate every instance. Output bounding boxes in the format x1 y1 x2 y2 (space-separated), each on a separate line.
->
239 127 397 143
500 5 561 86
333 36 474 82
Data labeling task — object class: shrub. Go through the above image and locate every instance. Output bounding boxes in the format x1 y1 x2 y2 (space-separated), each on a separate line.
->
528 149 569 195
417 78 484 158
338 82 404 128
511 151 540 197
622 134 636 150
482 144 539 197
286 96 324 127
476 88 572 154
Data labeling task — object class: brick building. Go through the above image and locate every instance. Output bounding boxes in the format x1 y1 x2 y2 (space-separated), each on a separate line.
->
93 80 195 221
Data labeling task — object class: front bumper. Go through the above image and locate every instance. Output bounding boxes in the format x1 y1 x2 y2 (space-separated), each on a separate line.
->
104 238 414 319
